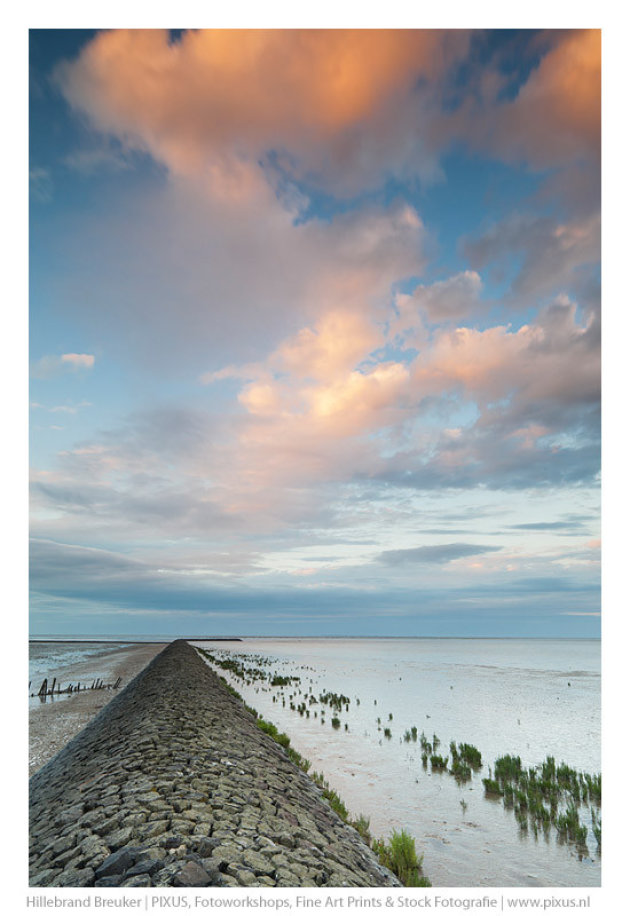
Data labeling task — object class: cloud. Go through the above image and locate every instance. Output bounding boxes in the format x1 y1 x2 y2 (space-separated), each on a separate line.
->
436 30 600 178
61 353 95 368
393 271 483 331
44 179 426 372
30 353 96 379
463 212 600 309
29 537 597 631
54 29 471 194
48 401 92 414
31 280 600 569
30 167 53 203
488 30 600 170
378 543 501 565
42 30 600 383
54 29 600 206
509 521 585 532
63 143 132 175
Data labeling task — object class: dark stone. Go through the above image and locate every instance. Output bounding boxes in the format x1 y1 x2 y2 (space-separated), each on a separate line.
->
198 861 225 885
122 874 153 887
94 875 124 887
194 836 222 857
94 847 138 878
173 861 215 887
162 834 187 849
124 857 161 878
54 867 95 888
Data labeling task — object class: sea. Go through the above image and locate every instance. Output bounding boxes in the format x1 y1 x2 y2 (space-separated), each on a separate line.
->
29 636 601 888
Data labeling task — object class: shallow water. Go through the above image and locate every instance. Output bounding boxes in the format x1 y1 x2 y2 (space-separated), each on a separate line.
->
191 638 601 888
28 640 134 706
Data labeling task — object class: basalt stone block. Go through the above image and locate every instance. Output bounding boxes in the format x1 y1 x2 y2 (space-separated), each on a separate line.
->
47 834 76 857
94 875 125 887
124 857 161 878
30 869 62 886
53 867 95 888
94 846 139 878
56 804 85 827
162 834 187 849
234 869 258 886
103 826 135 849
193 836 222 857
52 847 85 869
173 860 216 887
122 874 153 887
241 849 276 877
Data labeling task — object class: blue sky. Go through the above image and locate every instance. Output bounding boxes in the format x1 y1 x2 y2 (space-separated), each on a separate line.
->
29 28 601 637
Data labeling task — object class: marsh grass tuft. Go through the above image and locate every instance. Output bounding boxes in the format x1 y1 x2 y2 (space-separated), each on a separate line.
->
350 813 372 843
312 771 349 821
256 718 290 748
373 829 431 887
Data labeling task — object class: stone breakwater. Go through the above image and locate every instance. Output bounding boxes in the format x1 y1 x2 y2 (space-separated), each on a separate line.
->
30 640 400 889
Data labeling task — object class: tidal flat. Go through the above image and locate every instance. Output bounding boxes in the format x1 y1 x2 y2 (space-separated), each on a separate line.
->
192 637 601 888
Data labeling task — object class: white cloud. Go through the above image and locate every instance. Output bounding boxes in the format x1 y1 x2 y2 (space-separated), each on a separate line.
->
30 354 95 379
61 353 95 369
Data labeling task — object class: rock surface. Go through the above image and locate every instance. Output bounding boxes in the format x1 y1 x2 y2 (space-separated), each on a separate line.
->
30 640 400 888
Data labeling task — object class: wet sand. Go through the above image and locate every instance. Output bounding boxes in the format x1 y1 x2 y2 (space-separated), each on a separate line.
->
29 643 164 776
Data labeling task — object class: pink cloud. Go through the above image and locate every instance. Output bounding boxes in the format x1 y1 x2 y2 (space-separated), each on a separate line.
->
393 271 483 330
61 353 95 369
55 29 471 191
492 30 600 169
62 183 426 373
193 291 598 510
30 353 95 379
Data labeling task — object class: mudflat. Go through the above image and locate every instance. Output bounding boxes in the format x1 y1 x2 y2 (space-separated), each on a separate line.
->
29 643 164 776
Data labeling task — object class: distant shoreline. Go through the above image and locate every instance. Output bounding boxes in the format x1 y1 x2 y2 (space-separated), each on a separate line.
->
29 637 244 644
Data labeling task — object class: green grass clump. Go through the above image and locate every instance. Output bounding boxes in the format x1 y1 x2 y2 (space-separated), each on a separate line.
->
556 803 587 845
450 758 472 783
373 830 431 887
591 807 601 850
331 716 341 729
270 674 298 687
319 690 351 712
256 718 291 748
349 814 372 843
430 754 449 771
287 747 311 773
482 778 503 797
458 743 482 769
312 771 349 821
494 754 522 783
487 749 601 851
383 727 392 739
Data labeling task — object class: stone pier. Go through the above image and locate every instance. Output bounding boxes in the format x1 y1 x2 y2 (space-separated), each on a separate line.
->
29 640 400 888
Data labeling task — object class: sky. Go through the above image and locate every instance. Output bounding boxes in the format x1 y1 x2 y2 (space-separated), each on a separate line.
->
28 28 601 638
